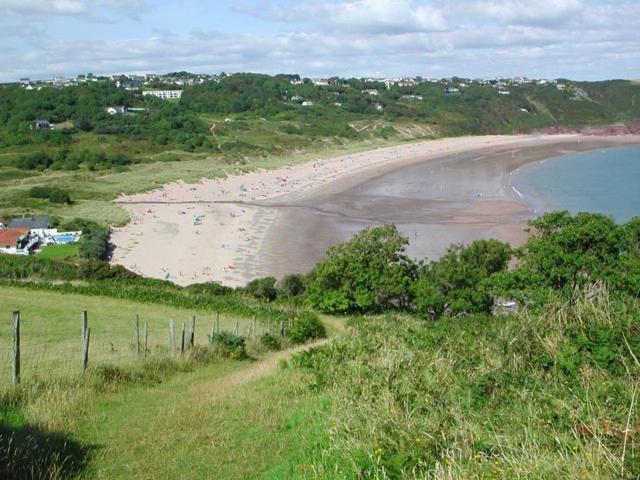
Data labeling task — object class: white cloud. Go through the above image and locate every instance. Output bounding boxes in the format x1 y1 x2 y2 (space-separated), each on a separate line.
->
0 0 638 81
470 0 584 26
0 0 149 20
238 0 447 33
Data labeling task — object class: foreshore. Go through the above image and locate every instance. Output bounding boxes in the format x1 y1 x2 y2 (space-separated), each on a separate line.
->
110 134 640 286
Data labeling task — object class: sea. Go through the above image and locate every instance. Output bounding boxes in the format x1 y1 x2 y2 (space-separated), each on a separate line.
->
510 144 640 223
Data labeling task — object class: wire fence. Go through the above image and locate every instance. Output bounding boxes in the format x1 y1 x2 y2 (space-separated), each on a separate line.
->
0 309 283 388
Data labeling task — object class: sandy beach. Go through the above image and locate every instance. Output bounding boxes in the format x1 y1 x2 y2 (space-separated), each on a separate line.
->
110 134 640 286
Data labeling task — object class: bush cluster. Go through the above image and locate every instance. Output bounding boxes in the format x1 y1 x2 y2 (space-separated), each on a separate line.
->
28 186 72 204
306 212 640 317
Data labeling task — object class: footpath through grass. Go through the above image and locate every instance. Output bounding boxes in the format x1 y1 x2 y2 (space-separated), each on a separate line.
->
76 342 332 479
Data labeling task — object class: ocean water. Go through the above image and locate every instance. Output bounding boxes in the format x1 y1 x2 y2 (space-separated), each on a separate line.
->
511 144 640 222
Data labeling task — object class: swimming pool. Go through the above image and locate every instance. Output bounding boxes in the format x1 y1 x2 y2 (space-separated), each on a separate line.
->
52 234 79 244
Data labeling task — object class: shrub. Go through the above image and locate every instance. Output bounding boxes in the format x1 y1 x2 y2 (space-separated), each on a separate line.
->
260 333 282 351
211 332 247 359
307 225 416 313
245 277 278 301
287 312 326 344
28 186 72 204
14 152 53 170
415 239 512 318
278 274 306 297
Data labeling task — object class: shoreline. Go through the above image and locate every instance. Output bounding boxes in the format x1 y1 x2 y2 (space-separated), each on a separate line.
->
110 134 640 287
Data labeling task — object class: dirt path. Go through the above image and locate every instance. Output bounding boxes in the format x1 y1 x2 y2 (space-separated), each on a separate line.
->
186 338 330 405
81 336 334 478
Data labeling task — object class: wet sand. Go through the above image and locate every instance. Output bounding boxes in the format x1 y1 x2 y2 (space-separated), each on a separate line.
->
257 136 640 279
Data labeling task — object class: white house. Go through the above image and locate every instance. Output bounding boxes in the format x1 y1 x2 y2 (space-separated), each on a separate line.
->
105 106 127 115
0 228 35 255
142 90 182 100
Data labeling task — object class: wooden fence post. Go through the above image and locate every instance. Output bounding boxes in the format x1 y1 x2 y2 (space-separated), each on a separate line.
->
135 314 140 357
169 319 176 355
233 320 238 336
82 328 91 372
280 320 285 338
81 310 88 342
210 321 215 344
81 311 89 372
144 321 149 358
180 322 185 355
189 315 195 348
252 316 257 340
216 312 220 334
12 311 20 386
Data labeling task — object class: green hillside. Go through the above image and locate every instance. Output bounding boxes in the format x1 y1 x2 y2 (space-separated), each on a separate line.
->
1 74 639 225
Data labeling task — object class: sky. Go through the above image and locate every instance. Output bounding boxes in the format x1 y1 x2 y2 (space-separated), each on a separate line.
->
0 0 638 82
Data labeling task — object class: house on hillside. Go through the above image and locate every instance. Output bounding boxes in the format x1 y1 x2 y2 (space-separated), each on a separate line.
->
0 228 34 255
0 217 6 228
105 106 127 115
142 90 182 100
362 89 379 96
33 120 53 130
117 79 143 90
8 216 51 237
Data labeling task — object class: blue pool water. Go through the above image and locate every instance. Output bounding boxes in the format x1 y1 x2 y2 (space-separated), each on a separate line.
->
510 144 640 222
52 234 78 244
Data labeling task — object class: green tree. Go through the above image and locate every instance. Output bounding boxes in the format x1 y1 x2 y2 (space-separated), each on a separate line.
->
515 212 631 298
278 274 306 297
307 225 416 313
415 239 512 318
245 277 278 301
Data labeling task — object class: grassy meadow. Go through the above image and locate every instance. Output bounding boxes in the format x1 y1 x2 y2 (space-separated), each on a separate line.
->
0 286 260 387
1 290 637 479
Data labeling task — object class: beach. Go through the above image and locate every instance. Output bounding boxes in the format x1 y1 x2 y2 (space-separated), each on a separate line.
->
110 134 640 286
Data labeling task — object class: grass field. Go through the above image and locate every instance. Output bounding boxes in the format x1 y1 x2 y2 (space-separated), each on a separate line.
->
0 287 260 387
0 288 637 478
38 244 80 259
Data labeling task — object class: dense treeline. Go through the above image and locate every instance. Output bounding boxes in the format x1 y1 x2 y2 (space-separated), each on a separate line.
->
0 81 209 155
304 212 640 316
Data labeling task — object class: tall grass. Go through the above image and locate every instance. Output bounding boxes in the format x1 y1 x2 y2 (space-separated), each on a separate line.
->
292 292 640 478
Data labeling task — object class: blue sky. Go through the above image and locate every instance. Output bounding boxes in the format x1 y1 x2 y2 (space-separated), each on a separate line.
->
1 0 638 82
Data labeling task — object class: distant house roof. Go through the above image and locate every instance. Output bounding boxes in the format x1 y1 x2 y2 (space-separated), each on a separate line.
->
33 120 51 129
0 228 29 248
8 216 50 230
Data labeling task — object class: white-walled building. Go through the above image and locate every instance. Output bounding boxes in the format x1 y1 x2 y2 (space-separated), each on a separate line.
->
142 90 183 100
